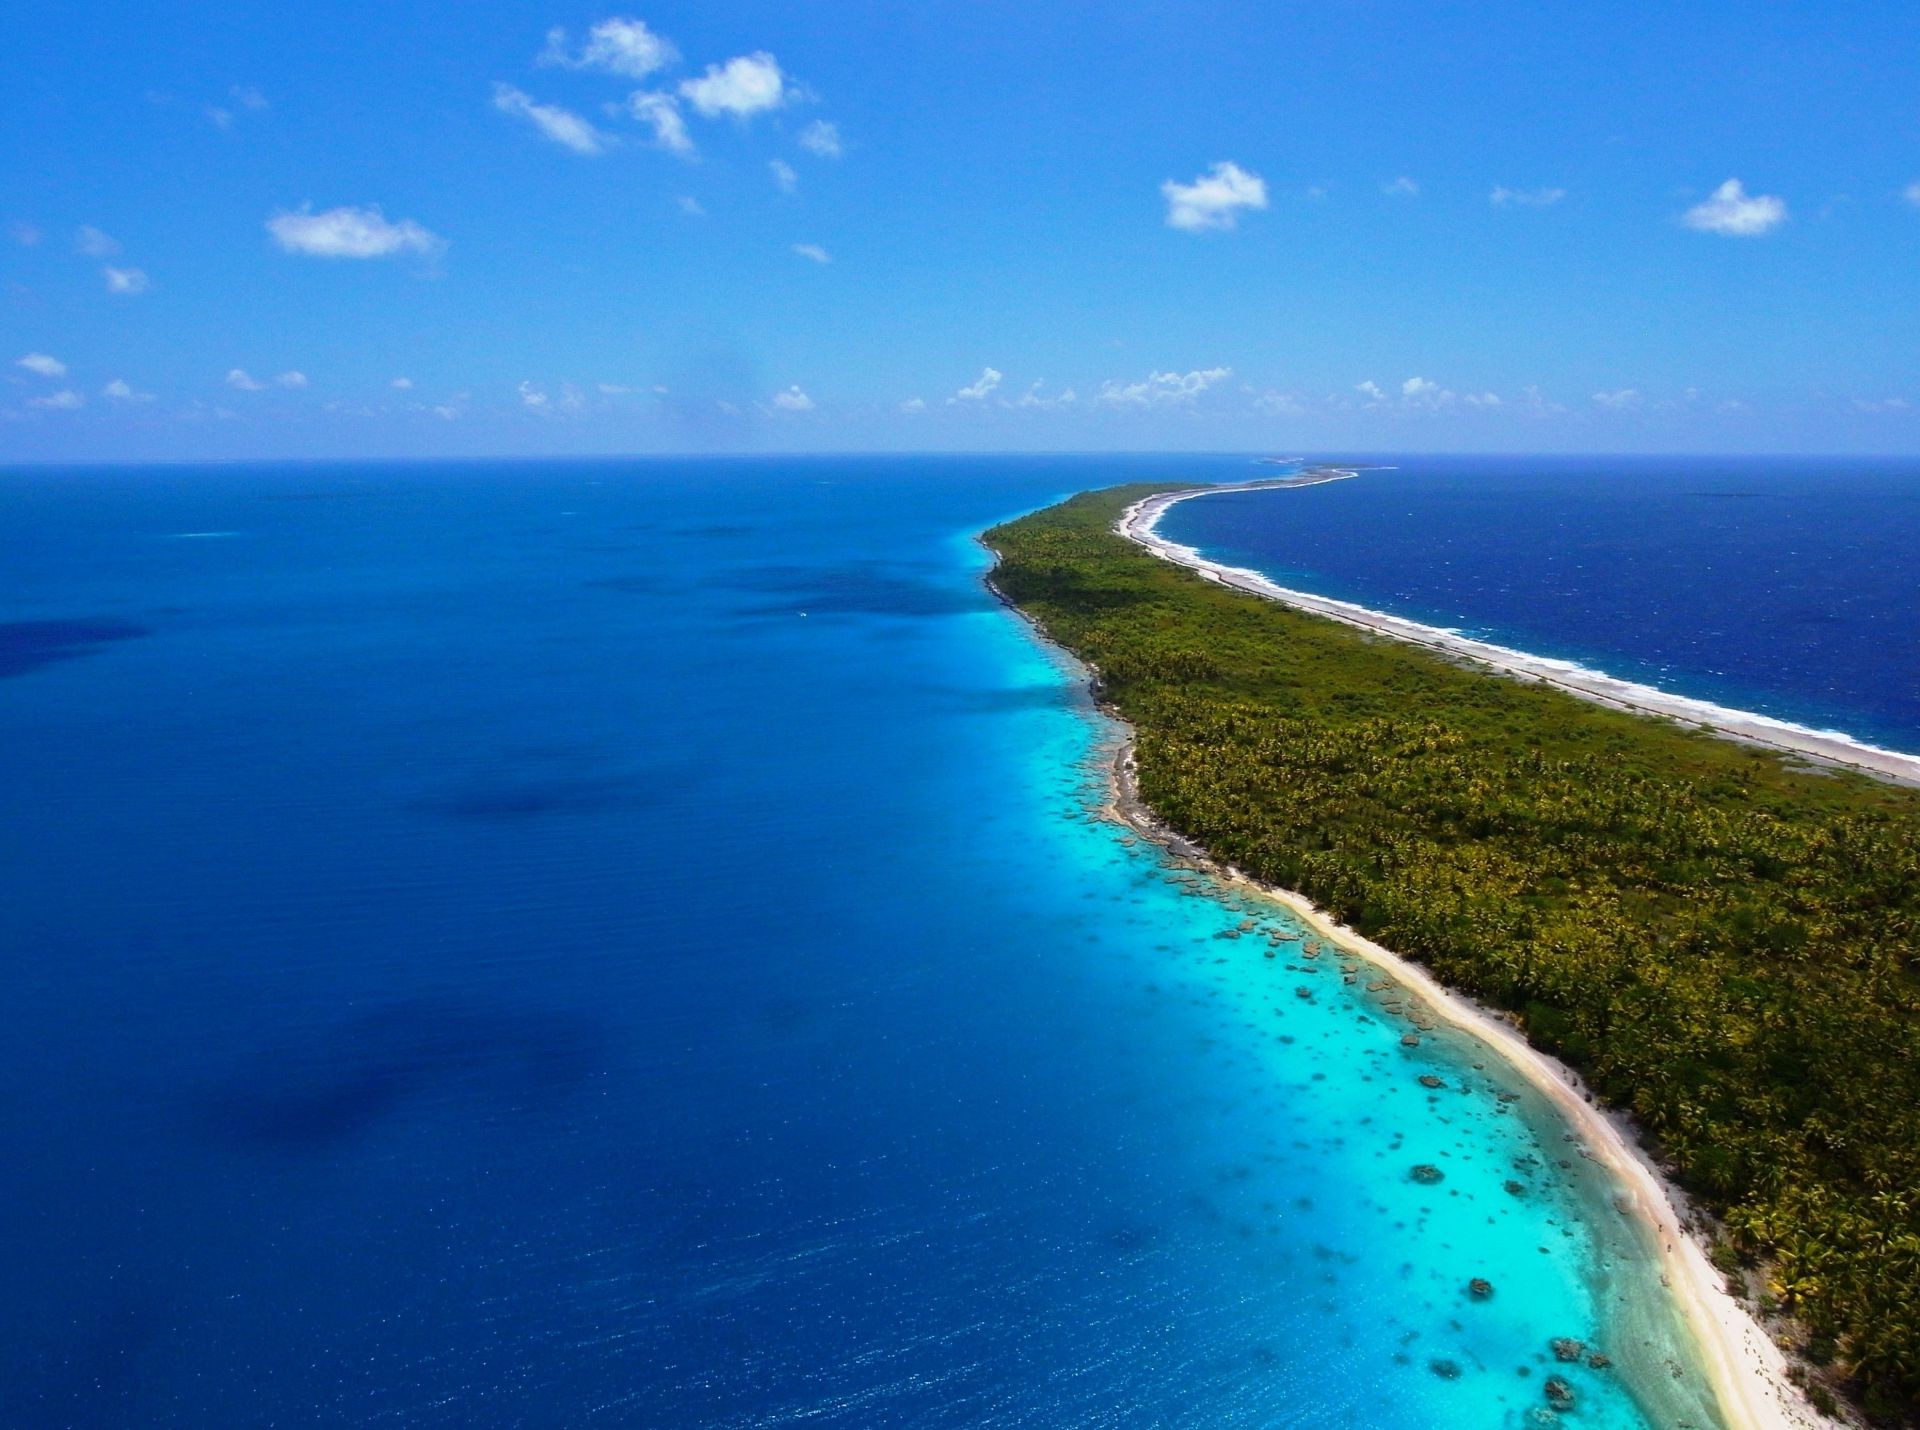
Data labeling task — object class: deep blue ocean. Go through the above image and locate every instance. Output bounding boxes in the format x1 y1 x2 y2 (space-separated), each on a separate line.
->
1158 456 1920 754
1 456 1725 1428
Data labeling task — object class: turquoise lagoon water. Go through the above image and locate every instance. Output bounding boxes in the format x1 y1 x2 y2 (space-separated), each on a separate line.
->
0 457 1719 1427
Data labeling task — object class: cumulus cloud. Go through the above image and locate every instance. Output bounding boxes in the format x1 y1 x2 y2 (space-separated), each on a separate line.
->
792 243 831 263
1161 161 1268 232
1381 176 1419 197
680 52 789 119
898 397 927 413
226 368 267 391
1400 375 1456 407
1009 380 1076 410
104 266 150 295
17 352 67 378
540 18 679 77
29 389 83 410
771 384 813 410
1592 388 1641 409
492 83 609 154
75 225 120 257
103 378 153 401
1490 186 1565 207
1682 179 1786 236
770 159 798 194
951 367 1002 402
626 91 694 155
1096 367 1232 407
518 380 550 410
798 120 841 158
1354 380 1387 403
267 204 444 259
275 370 307 389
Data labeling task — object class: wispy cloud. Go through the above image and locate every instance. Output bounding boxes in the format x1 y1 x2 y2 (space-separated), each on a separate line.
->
390 377 413 391
1381 176 1419 197
1682 178 1786 236
798 120 841 158
492 83 609 154
267 205 444 259
898 397 927 413
275 370 307 389
626 91 693 155
103 266 150 295
770 159 798 194
226 368 267 391
680 52 791 119
539 18 679 78
103 378 154 401
75 225 120 257
1903 182 1920 209
1096 367 1232 406
951 367 1002 402
772 384 814 411
29 389 83 410
676 195 706 217
1592 388 1641 409
1852 396 1910 413
1162 162 1267 232
17 352 68 378
9 221 43 247
1490 185 1565 207
792 243 831 264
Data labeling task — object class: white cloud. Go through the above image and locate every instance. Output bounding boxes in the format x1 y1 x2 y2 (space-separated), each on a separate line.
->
232 84 268 111
1591 388 1641 409
1401 375 1456 407
540 18 679 77
493 83 609 154
17 352 68 378
75 225 120 257
770 159 798 194
680 52 790 119
951 367 1002 402
676 194 706 216
772 384 814 411
1161 161 1268 232
1253 390 1307 417
1096 367 1232 407
1464 391 1502 407
29 389 83 410
898 397 927 413
9 221 42 246
1682 178 1786 236
518 380 550 410
1009 380 1076 410
626 91 694 155
1354 380 1387 403
226 369 269 391
275 370 307 389
792 243 831 263
390 377 413 390
1852 396 1910 413
103 378 154 401
1490 186 1565 207
267 204 444 259
103 266 150 295
798 120 841 158
1381 176 1420 197
1903 182 1920 209
206 105 234 129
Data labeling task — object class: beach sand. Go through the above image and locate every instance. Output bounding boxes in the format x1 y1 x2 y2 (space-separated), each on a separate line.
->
1096 482 1850 1430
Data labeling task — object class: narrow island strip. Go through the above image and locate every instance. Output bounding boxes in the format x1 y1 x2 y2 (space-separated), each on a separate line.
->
984 483 1920 1430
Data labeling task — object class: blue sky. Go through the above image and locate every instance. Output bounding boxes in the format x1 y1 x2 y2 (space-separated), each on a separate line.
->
5 0 1920 460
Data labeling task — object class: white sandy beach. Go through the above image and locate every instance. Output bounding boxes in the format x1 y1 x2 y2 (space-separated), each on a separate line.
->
1100 482 1852 1430
1121 484 1920 790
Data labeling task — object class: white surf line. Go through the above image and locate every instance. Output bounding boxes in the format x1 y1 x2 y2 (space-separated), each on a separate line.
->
1120 485 1920 789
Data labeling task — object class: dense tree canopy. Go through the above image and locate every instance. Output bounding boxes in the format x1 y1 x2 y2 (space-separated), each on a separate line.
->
986 486 1920 1424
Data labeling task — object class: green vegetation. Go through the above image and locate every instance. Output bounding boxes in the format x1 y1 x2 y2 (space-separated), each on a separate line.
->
986 485 1920 1424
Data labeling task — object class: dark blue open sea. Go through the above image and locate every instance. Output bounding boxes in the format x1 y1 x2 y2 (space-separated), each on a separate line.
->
1159 456 1920 755
1 456 1729 1429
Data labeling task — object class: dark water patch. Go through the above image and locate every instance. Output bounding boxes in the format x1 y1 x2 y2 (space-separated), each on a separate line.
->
0 619 150 678
200 1000 605 1151
671 524 758 539
718 561 991 619
412 772 660 820
586 575 669 596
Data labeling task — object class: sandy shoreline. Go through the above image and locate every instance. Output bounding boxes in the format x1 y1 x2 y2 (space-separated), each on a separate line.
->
1122 483 1920 790
1086 482 1845 1429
